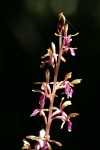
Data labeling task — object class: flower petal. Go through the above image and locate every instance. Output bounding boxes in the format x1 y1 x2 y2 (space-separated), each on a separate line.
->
26 135 40 141
60 101 72 110
67 113 79 120
61 111 67 118
22 139 30 149
41 144 48 150
52 107 59 110
68 121 72 132
70 48 75 56
39 95 45 105
52 115 66 121
41 49 51 59
39 129 45 139
40 60 48 68
64 84 70 94
65 72 72 80
65 36 71 47
52 110 61 118
51 42 56 54
32 82 42 84
41 53 49 59
34 142 41 150
60 120 65 129
50 140 62 147
69 88 73 98
32 89 43 94
41 82 48 91
71 79 82 86
30 109 39 117
61 56 66 62
47 143 52 150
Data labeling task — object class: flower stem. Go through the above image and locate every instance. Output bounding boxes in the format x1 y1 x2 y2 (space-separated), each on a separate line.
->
45 35 62 136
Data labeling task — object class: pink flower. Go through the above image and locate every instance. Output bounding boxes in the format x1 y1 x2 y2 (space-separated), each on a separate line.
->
30 108 47 125
40 42 58 68
62 24 78 56
64 83 73 98
52 112 79 132
26 129 62 149
64 34 71 48
55 72 82 99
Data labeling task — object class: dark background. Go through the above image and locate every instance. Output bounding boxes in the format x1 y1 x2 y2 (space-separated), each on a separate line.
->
0 0 100 149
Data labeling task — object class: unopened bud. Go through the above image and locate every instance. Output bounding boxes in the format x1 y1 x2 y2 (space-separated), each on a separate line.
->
45 69 50 83
58 12 66 25
57 12 66 33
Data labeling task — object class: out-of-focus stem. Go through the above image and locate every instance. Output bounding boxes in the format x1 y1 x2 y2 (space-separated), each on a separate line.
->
45 34 62 137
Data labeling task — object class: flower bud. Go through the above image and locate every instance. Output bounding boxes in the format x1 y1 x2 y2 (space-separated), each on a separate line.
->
57 12 66 33
45 69 50 83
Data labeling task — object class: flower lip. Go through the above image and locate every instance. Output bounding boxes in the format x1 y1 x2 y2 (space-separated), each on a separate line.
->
64 83 74 98
68 120 72 132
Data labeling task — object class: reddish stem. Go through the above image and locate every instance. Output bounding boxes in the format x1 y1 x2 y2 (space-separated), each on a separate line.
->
45 35 62 136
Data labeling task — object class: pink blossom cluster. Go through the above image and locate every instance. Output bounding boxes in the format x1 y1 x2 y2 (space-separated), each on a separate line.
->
22 13 82 150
